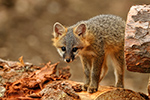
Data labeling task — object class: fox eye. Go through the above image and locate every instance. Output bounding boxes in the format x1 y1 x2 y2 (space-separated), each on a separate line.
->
61 46 66 51
72 47 78 52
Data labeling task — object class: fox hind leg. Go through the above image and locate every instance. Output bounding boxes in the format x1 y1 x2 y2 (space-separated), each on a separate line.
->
99 56 108 83
111 49 125 88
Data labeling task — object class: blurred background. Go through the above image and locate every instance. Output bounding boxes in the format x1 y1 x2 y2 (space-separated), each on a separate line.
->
0 0 149 94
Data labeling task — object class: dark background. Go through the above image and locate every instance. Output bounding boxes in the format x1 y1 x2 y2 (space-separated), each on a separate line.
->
0 0 149 94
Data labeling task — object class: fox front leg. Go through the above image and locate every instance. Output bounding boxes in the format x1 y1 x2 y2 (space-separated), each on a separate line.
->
80 55 92 91
87 55 104 93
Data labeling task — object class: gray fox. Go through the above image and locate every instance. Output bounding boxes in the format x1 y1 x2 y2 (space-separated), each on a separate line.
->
52 14 125 93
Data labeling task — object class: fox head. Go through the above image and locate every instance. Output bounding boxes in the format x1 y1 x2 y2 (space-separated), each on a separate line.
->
52 22 89 63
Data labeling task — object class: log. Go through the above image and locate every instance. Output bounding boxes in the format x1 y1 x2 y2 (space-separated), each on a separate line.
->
68 81 147 100
125 5 150 98
125 5 150 73
0 58 148 100
39 80 147 100
148 77 150 98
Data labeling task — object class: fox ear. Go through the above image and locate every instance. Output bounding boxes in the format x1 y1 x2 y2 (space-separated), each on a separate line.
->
75 23 86 37
53 22 66 38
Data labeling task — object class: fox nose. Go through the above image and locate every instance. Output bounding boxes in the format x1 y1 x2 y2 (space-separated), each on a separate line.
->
66 59 70 63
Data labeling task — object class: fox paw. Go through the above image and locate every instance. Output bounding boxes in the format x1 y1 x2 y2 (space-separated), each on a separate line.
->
116 81 124 88
116 83 124 88
82 84 89 91
87 86 98 93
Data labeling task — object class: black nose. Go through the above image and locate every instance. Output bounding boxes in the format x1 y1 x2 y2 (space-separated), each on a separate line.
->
66 59 70 63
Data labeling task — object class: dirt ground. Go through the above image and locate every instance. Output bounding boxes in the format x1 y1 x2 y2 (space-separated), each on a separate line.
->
0 0 149 95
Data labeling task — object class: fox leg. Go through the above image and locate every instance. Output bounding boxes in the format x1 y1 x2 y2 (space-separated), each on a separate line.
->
112 49 125 88
80 55 91 91
88 55 104 93
99 55 108 82
99 62 108 83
